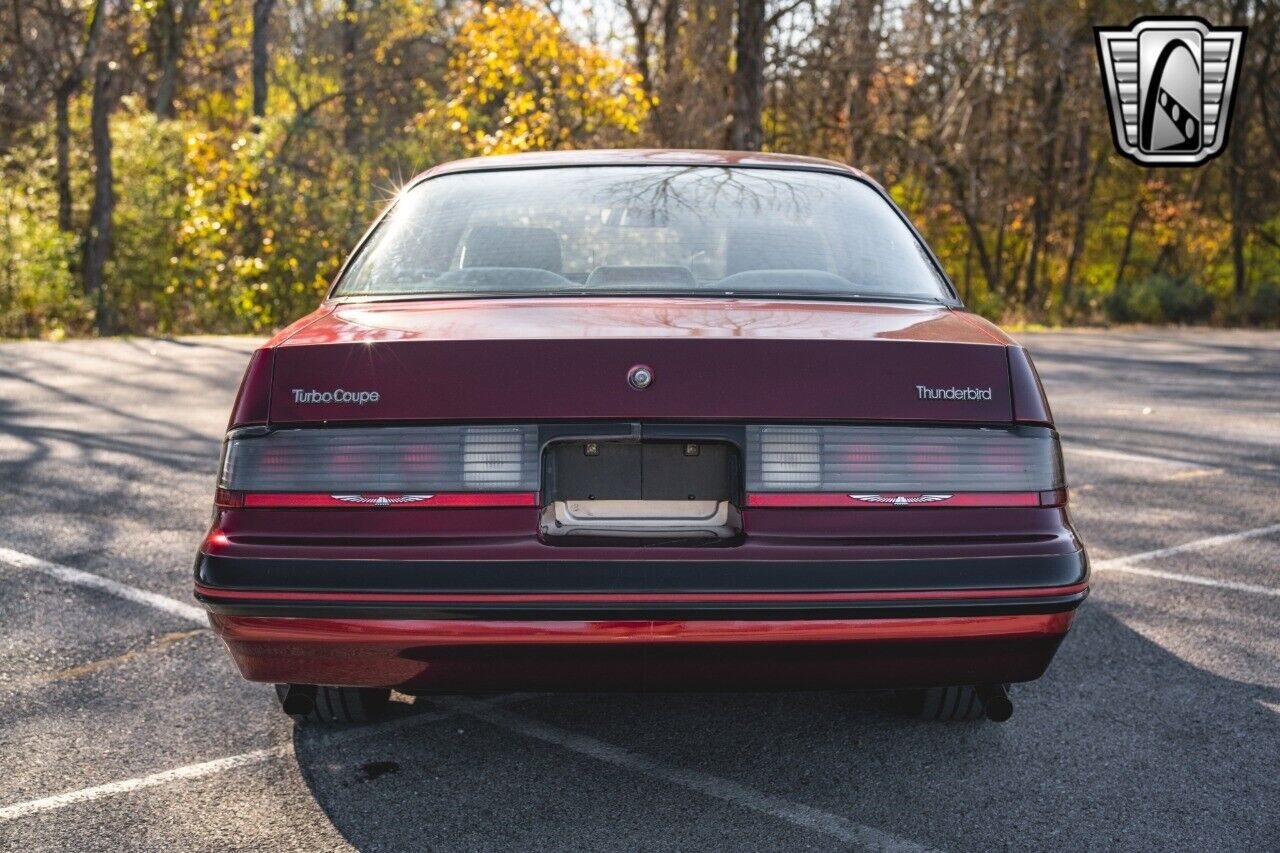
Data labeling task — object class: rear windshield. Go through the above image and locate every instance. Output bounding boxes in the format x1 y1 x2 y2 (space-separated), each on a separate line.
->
333 166 951 303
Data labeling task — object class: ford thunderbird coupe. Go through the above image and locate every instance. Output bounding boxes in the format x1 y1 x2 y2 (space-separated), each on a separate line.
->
195 150 1087 724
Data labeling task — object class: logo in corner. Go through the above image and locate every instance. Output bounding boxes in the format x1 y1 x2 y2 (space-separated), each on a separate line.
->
1095 17 1246 167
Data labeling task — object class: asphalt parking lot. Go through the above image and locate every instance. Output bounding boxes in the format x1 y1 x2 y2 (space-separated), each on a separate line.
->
0 328 1276 851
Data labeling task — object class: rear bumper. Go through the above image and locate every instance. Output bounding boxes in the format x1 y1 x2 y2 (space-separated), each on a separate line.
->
207 611 1077 691
196 551 1087 691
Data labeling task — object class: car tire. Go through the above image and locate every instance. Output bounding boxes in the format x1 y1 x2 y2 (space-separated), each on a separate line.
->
896 686 989 721
275 684 391 725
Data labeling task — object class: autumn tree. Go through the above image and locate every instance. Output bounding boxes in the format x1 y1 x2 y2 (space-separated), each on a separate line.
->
444 2 649 155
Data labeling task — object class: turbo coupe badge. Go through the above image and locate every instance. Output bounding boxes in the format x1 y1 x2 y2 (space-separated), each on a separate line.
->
292 388 380 405
1095 17 1246 167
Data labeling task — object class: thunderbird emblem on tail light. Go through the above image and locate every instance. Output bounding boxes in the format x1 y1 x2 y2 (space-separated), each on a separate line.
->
331 494 435 506
849 494 953 506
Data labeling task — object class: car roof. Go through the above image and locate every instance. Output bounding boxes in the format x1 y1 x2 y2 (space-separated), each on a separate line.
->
414 149 867 182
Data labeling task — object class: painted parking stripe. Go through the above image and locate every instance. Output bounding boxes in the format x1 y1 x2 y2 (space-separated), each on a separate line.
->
1094 523 1280 596
440 697 939 852
0 746 290 822
1 523 1275 828
0 547 206 625
1063 444 1212 469
0 695 525 823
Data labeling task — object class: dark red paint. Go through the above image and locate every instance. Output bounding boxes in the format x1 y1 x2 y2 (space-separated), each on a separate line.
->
208 611 1074 691
268 301 1012 424
198 150 1085 695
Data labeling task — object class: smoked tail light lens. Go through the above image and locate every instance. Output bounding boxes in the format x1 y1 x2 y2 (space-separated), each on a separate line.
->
217 425 539 507
745 425 1065 507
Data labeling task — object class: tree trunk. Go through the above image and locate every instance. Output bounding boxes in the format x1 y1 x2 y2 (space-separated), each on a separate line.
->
153 0 199 118
728 0 765 150
52 0 107 232
659 0 680 79
1114 194 1144 291
252 0 277 119
651 0 682 145
942 163 997 292
622 0 655 99
1023 69 1064 308
1063 139 1104 312
846 0 881 166
153 0 177 117
55 91 73 231
1225 0 1251 297
82 61 118 334
1227 125 1248 296
341 0 360 150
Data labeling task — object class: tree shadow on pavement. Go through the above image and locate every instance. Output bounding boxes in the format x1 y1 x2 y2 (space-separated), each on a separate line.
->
289 605 1280 852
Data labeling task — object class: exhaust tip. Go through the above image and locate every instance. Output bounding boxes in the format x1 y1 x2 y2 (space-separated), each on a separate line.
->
976 684 1013 722
279 683 316 716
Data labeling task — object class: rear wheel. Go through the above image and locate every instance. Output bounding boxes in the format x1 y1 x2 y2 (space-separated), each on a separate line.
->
896 686 989 722
275 684 391 725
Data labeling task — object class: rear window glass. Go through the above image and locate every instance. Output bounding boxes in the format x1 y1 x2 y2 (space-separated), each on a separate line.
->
334 166 951 302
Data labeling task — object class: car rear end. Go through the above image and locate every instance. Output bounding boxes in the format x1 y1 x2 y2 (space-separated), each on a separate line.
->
194 154 1087 709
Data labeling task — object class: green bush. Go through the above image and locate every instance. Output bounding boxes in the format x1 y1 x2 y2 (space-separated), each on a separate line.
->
0 136 90 337
1104 273 1215 325
1229 280 1280 326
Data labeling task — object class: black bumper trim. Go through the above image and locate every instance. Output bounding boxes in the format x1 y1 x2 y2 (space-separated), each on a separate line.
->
196 590 1087 621
195 550 1087 595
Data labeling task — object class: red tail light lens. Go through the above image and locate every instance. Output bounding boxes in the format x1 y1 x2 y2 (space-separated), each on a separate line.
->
746 425 1063 506
219 425 539 505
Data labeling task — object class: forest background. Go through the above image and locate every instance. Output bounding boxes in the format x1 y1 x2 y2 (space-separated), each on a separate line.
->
2 0 1277 337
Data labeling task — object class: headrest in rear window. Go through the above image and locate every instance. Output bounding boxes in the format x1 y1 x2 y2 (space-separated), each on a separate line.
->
460 225 563 273
724 223 830 276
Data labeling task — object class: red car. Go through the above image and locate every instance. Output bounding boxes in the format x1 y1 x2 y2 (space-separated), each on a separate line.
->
196 150 1087 724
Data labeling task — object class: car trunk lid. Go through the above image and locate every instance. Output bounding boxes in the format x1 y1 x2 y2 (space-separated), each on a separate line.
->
268 297 1013 424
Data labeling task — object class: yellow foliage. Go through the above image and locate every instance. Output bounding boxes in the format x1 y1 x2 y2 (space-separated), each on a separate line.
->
444 2 649 155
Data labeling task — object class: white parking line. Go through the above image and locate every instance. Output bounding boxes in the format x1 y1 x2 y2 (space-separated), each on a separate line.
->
1 522 1275 830
1063 444 1211 469
0 547 205 625
1095 563 1280 597
0 696 524 823
1094 523 1280 597
439 697 938 852
0 746 290 822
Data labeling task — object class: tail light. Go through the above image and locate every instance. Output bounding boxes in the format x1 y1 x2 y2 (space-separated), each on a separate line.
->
745 425 1064 508
217 425 539 508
